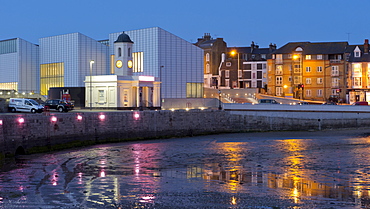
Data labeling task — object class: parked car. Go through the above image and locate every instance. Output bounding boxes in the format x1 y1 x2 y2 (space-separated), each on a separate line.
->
44 99 74 112
322 102 337 105
352 101 369 106
258 99 279 104
8 98 44 113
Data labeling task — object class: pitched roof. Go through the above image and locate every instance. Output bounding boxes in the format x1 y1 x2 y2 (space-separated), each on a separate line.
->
273 42 348 54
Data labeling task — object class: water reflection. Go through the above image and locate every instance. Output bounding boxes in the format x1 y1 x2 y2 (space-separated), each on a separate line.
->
2 133 370 207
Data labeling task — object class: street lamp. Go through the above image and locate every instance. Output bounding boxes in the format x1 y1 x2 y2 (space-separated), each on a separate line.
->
89 60 94 110
159 65 164 109
218 90 222 110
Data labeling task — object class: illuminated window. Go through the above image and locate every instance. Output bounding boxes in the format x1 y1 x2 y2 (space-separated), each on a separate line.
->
317 78 323 84
276 87 283 96
332 77 339 87
206 64 210 73
40 62 64 95
305 55 311 60
133 52 143 72
0 82 18 90
206 53 210 62
353 77 362 87
186 83 203 98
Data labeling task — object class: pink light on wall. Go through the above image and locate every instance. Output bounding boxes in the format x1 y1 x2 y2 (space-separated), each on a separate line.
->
0 120 3 125
133 112 140 120
18 118 24 124
77 115 83 121
99 114 106 121
51 116 57 122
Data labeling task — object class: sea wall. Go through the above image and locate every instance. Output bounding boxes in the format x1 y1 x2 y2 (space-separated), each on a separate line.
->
1 109 370 157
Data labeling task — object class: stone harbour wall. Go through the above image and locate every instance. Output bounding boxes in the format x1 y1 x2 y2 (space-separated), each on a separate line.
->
1 110 370 158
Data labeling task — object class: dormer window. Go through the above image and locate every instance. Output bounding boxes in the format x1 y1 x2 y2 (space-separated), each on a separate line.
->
354 46 361 58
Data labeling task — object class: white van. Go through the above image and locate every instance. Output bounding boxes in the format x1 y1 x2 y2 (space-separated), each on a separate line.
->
8 98 44 113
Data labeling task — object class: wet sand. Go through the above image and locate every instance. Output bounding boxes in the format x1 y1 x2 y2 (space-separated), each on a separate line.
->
1 128 370 208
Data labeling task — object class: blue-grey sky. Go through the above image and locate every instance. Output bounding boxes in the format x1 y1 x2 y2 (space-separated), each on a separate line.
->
0 0 368 48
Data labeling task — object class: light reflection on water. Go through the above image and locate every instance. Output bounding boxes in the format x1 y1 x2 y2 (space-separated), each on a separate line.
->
1 131 370 207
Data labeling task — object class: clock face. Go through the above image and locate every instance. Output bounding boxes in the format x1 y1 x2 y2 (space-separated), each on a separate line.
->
127 60 133 68
116 60 123 68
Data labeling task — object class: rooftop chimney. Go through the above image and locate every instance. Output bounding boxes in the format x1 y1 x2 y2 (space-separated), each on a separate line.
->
365 39 369 54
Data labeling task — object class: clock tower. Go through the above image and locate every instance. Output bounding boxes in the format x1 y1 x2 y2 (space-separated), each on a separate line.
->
114 31 134 76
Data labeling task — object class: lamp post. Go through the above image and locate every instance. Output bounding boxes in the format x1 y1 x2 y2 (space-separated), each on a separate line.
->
218 90 222 110
159 65 164 109
89 60 94 110
230 50 240 88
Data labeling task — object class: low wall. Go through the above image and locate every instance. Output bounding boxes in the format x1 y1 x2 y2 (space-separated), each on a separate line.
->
1 109 370 158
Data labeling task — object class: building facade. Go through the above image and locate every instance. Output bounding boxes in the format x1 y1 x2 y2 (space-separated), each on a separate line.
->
219 42 276 91
194 33 227 89
109 27 204 99
0 38 39 94
268 42 348 102
346 39 370 103
39 33 109 96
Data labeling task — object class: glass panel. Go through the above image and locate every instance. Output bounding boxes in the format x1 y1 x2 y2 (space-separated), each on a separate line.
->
40 62 64 95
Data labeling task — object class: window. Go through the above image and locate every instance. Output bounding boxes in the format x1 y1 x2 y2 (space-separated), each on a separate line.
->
354 46 361 58
276 87 283 96
245 64 251 70
331 66 339 76
306 55 311 60
317 89 323 97
294 76 301 84
225 70 229 78
257 63 263 69
276 65 283 75
317 55 323 60
332 78 339 87
276 76 282 85
353 63 362 75
238 70 242 78
128 47 131 56
276 54 283 63
40 62 64 94
186 83 203 98
225 79 229 87
306 78 311 84
257 71 262 79
206 53 210 61
206 64 210 74
133 52 144 72
306 89 311 97
118 47 122 57
355 51 360 57
306 66 311 72
317 66 322 72
226 62 231 67
353 77 362 87
317 78 323 84
98 90 105 102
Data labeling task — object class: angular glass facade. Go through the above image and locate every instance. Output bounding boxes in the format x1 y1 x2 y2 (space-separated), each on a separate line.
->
39 33 109 94
110 27 204 98
0 38 39 93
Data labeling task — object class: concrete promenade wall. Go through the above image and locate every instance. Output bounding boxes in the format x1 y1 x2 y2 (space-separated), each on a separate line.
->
1 108 370 157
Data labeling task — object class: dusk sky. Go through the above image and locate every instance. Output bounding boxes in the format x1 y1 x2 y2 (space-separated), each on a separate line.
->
1 0 369 48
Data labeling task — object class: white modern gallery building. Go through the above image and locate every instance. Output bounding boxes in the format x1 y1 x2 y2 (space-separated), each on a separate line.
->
0 27 204 109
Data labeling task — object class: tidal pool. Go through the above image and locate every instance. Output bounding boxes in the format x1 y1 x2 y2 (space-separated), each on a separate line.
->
1 129 370 208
